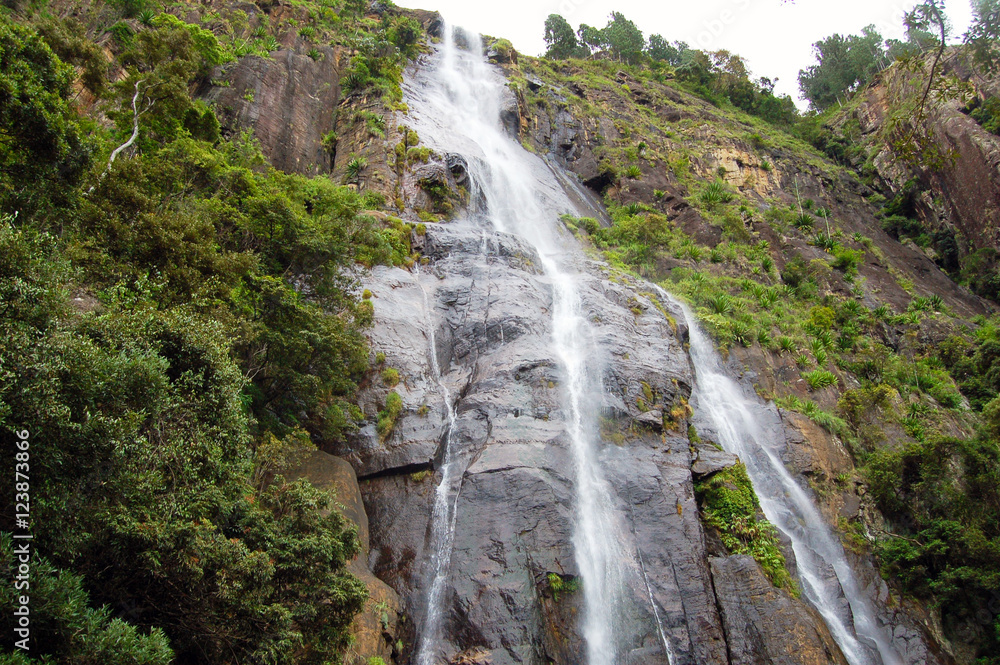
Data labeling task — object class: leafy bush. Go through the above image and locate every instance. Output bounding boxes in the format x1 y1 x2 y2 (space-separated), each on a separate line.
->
0 18 91 217
381 367 400 386
0 535 174 664
0 224 367 662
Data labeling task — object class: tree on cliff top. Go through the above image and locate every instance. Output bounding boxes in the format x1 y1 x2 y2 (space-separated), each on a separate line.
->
543 14 587 59
603 12 644 65
797 25 892 111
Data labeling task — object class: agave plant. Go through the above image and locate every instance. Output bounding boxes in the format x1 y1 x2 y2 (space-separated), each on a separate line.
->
812 233 837 251
777 336 796 355
758 290 778 310
700 180 733 207
813 348 828 367
793 213 814 230
840 300 863 317
872 304 891 321
709 293 734 314
730 321 753 347
623 164 643 179
345 155 368 183
804 370 837 390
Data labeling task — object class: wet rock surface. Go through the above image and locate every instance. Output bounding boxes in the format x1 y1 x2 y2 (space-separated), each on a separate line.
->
343 220 746 664
710 555 850 665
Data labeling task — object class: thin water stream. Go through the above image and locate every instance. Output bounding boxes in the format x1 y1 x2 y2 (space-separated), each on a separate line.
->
663 290 901 665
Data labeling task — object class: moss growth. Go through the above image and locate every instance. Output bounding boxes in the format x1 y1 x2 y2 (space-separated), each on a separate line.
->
695 463 797 594
546 572 580 601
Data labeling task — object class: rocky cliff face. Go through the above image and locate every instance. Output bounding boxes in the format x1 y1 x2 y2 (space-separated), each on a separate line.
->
836 51 1000 271
304 38 958 665
336 216 856 664
184 10 982 662
483 47 981 665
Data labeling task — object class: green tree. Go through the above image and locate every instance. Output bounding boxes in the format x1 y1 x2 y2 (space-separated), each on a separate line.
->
0 18 90 217
966 0 1000 69
647 34 686 65
577 23 605 54
0 222 368 664
603 12 644 65
798 25 888 110
543 14 585 59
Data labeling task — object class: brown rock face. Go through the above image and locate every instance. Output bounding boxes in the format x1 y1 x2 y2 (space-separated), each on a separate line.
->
710 555 850 665
288 451 402 665
852 51 1000 259
198 47 340 175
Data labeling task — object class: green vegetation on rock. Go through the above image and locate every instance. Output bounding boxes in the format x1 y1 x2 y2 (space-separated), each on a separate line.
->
695 463 797 593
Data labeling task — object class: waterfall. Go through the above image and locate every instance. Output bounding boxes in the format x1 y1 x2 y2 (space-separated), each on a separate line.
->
414 265 463 665
404 23 635 664
664 290 901 665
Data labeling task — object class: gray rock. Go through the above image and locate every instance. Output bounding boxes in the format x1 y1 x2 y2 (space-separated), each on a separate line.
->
691 441 739 477
710 555 850 665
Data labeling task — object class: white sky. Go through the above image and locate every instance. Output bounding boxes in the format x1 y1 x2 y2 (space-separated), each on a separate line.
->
396 0 975 107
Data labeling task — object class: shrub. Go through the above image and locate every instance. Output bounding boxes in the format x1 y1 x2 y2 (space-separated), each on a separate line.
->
381 367 400 387
700 180 734 207
695 463 796 592
831 247 864 274
377 391 404 441
804 369 838 390
780 256 809 288
623 164 643 179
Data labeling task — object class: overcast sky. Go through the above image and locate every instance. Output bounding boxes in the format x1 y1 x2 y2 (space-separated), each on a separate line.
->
396 0 975 107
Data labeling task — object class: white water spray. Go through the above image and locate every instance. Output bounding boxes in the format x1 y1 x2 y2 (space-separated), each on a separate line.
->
664 291 901 665
405 24 634 664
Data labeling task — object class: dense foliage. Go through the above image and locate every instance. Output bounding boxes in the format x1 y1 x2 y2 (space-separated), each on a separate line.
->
797 26 914 111
0 4 422 661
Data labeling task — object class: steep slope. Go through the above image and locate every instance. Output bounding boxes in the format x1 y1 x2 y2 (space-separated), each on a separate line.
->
336 28 858 665
825 49 1000 302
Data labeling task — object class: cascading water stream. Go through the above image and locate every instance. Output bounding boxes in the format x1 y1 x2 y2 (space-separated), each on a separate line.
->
404 23 638 664
414 266 463 665
662 289 901 665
